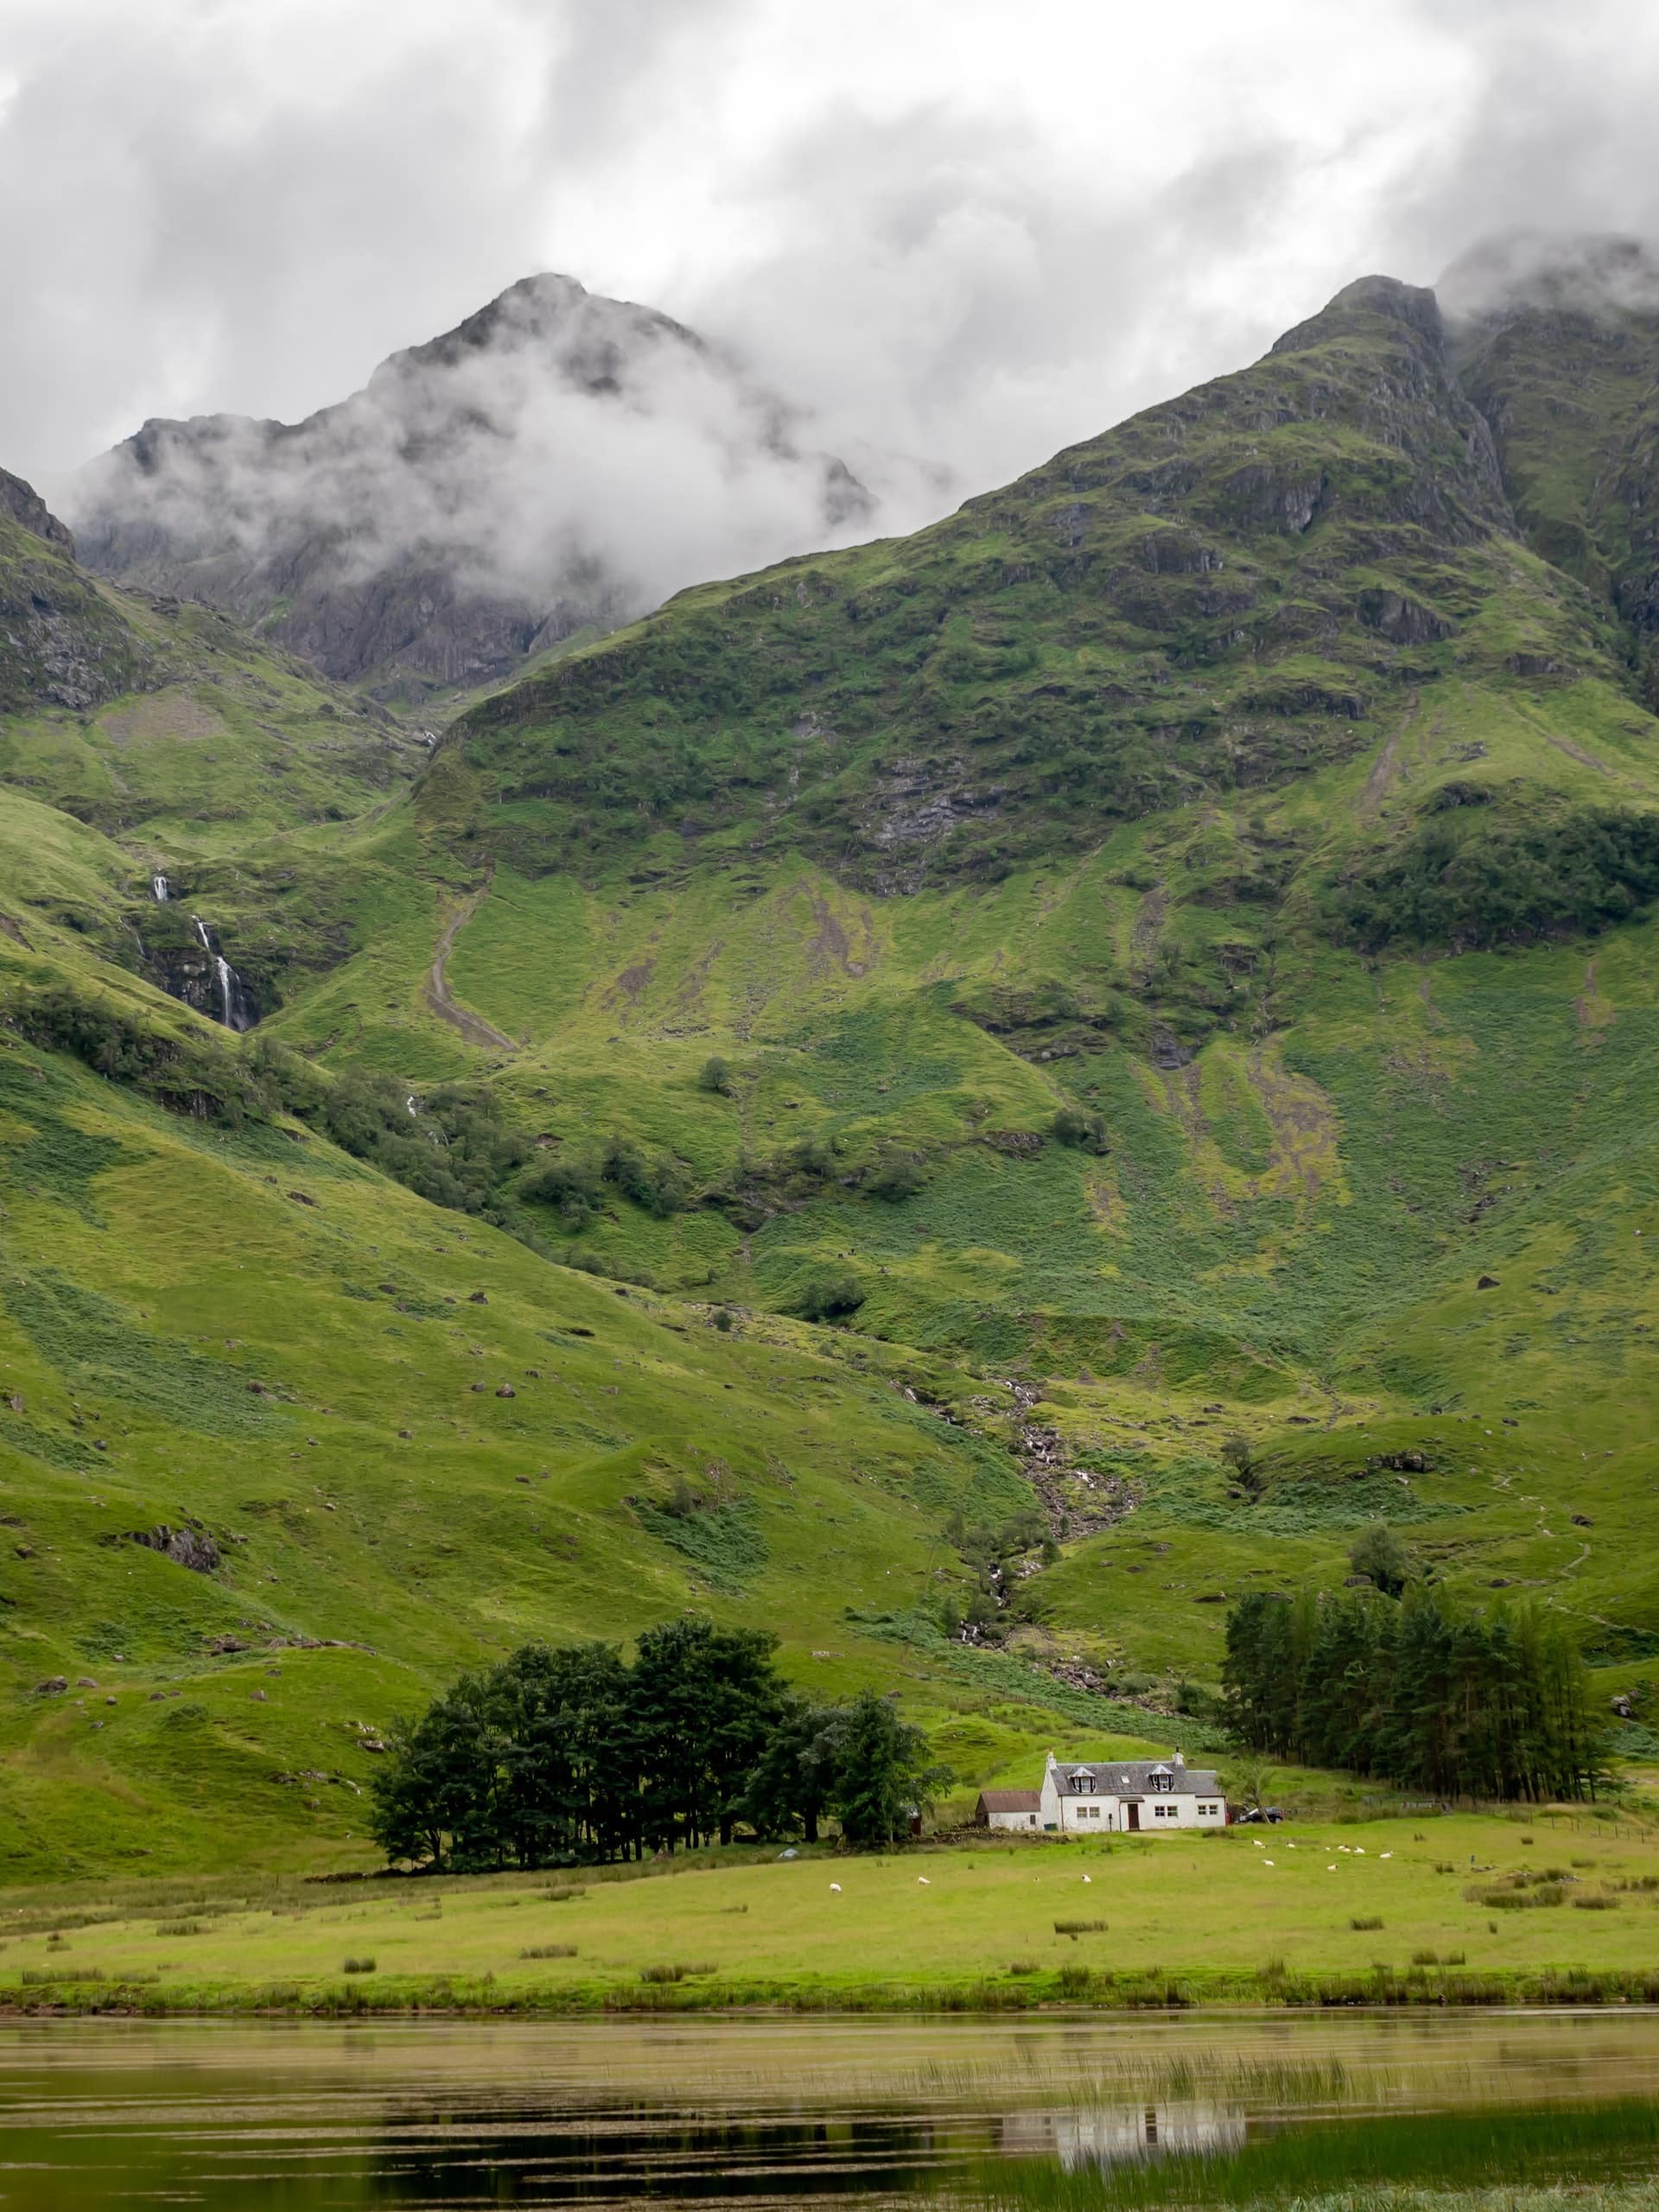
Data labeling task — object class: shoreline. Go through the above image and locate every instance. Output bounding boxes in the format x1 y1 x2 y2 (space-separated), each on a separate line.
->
7 1966 1659 2018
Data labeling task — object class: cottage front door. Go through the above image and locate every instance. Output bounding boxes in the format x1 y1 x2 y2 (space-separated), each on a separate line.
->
1126 1801 1140 1831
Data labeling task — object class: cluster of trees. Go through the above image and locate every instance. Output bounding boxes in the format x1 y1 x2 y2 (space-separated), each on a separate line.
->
299 1067 531 1217
1223 1586 1603 1802
520 1136 690 1226
367 1620 951 1871
1335 806 1659 951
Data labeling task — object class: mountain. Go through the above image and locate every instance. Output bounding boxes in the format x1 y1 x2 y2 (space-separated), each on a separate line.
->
67 274 887 702
4 242 1659 1875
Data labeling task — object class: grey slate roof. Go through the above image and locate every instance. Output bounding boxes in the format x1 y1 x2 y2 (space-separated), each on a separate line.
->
1053 1760 1221 1798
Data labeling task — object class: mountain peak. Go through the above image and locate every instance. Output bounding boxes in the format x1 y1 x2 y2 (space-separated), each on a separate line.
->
67 272 879 698
1269 274 1445 359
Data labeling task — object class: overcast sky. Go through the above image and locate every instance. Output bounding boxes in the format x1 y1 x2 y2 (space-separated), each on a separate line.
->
3 0 1659 499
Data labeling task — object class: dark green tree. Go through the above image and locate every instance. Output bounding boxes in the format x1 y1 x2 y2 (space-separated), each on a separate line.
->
628 1618 785 1848
367 1669 508 1871
830 1690 951 1847
1350 1522 1412 1598
739 1694 849 1841
487 1641 632 1866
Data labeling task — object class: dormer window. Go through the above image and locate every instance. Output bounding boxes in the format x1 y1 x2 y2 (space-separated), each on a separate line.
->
1070 1769 1095 1793
1149 1765 1173 1793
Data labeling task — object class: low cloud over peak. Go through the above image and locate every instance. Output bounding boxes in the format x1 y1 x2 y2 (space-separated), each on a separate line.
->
67 271 933 696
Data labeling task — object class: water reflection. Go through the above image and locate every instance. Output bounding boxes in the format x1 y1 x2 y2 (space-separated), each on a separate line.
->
1001 2105 1246 2169
0 2013 1656 2209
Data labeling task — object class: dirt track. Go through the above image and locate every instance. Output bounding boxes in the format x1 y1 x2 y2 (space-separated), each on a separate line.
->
426 881 518 1052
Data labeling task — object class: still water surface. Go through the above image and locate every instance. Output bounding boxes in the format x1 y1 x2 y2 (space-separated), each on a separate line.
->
2 2012 1658 2208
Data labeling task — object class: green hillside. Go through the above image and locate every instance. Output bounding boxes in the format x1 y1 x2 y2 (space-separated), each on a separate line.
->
4 264 1659 1874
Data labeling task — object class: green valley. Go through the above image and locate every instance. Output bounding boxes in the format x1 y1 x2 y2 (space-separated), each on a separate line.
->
3 255 1659 1878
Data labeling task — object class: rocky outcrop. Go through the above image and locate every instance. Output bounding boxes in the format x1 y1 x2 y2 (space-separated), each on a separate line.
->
0 471 147 712
101 1523 222 1573
0 468 74 552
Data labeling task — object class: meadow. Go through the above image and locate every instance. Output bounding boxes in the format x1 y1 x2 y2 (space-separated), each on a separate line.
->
5 1813 1659 2013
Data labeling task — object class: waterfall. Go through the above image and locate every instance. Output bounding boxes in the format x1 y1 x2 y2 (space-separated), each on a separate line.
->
213 955 234 1030
189 916 253 1033
151 874 170 903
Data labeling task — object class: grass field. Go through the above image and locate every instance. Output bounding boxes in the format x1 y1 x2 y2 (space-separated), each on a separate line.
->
5 1814 1659 2013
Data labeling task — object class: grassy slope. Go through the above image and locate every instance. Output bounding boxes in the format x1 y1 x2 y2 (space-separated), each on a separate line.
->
0 988 1223 1879
3 1814 1657 2011
257 699 1659 1706
0 506 419 852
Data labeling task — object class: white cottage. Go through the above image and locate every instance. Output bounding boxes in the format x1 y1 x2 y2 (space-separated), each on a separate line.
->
1038 1750 1226 1833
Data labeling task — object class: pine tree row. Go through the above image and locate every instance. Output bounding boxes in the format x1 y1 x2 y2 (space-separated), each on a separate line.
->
1224 1587 1603 1802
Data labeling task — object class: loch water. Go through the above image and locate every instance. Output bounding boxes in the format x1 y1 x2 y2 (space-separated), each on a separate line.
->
3 2011 1659 2209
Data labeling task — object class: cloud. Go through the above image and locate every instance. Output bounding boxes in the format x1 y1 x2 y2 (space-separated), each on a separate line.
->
8 0 1659 644
1379 0 1659 289
0 1 563 481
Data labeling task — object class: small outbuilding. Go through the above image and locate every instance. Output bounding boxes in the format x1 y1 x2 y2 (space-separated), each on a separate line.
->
976 1788 1041 1831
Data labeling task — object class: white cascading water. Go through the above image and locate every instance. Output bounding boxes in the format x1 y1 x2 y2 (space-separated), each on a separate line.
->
190 915 251 1032
151 874 170 902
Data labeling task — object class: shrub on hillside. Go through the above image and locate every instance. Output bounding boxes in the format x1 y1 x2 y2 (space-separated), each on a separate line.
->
309 1073 529 1217
1051 1106 1109 1152
6 983 268 1123
523 1139 690 1224
601 1137 690 1217
520 1154 604 1226
865 1151 926 1202
793 1271 865 1321
1349 1522 1412 1597
697 1055 732 1095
